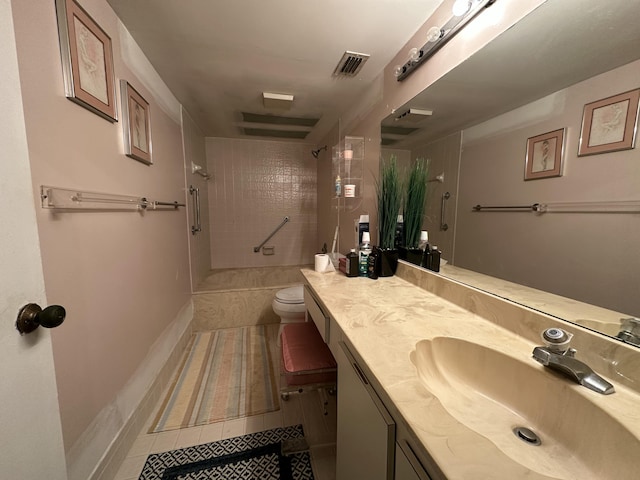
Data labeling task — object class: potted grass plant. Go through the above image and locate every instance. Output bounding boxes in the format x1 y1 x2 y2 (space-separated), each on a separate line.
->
376 155 402 276
401 158 429 266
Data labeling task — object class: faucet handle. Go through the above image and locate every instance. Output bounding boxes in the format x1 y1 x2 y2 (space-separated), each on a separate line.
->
541 327 573 354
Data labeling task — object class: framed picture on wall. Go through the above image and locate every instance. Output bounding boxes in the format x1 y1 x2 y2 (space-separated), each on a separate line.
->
524 128 565 180
55 0 117 122
120 80 153 165
578 88 640 156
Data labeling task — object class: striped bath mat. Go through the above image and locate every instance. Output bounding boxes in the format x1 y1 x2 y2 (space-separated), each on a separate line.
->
149 325 280 433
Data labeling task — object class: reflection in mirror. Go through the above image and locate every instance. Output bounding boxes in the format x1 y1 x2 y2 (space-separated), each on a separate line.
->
381 0 640 346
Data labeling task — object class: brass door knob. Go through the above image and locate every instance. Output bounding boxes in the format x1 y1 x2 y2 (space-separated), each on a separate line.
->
16 303 66 335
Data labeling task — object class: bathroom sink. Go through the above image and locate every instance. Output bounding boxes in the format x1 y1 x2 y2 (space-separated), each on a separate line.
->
411 337 640 479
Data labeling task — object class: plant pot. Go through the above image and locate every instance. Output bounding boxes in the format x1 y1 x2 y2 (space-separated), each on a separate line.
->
405 248 423 266
378 248 399 277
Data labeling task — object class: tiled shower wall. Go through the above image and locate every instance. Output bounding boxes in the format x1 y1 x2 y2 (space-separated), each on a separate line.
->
205 137 318 269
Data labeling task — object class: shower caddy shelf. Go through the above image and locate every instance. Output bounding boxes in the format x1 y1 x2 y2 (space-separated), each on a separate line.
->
332 135 364 210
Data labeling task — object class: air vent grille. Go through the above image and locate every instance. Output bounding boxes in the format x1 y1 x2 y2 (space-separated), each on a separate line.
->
333 51 370 77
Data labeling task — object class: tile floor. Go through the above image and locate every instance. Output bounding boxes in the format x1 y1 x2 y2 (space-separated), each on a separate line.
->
113 348 337 480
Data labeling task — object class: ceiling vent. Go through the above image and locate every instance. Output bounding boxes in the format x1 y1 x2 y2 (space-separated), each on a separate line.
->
333 51 370 77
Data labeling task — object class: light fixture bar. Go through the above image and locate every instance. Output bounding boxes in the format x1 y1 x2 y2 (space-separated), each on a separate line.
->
396 0 496 82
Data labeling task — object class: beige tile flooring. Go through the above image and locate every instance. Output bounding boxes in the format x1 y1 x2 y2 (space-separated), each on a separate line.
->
113 362 337 480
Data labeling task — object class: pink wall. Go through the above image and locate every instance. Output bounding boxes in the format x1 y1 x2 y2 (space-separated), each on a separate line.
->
206 137 317 268
11 0 191 453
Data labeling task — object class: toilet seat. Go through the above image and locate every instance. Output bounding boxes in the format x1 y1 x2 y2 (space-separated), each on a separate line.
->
275 285 304 304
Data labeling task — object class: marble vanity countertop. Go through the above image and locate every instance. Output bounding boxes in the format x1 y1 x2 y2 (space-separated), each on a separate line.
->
301 268 640 480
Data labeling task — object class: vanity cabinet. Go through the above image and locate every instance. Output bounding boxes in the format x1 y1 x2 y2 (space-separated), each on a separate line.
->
395 442 433 480
335 341 395 480
304 285 329 341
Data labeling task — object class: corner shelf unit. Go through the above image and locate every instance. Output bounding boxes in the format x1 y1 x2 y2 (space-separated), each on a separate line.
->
332 136 364 209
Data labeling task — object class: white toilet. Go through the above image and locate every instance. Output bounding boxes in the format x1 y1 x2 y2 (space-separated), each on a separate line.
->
272 285 307 340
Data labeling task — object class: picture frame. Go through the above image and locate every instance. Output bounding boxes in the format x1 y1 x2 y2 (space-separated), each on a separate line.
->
578 88 640 156
55 0 117 122
120 80 153 165
524 128 565 181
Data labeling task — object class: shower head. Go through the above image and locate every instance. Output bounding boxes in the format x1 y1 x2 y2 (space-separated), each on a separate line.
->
311 145 327 158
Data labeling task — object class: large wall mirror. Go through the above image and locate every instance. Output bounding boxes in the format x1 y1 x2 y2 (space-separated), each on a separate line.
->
381 0 640 347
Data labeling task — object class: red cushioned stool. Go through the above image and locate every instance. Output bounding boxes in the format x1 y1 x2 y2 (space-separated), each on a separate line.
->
280 321 337 414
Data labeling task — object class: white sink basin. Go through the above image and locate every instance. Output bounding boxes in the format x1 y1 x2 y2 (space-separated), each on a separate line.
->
412 337 639 479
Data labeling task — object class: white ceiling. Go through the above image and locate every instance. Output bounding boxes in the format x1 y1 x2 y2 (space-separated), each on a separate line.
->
107 0 444 142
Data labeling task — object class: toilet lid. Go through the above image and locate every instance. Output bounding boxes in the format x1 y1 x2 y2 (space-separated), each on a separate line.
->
276 285 304 304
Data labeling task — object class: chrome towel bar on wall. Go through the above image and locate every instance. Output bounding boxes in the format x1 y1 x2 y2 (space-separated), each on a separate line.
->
40 186 185 211
472 200 640 214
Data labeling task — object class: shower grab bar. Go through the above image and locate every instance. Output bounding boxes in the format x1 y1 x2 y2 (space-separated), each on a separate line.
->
472 200 640 213
40 186 185 210
440 192 450 231
254 216 289 252
189 185 201 235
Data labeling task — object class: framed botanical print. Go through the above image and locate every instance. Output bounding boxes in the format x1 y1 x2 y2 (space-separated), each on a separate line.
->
120 80 152 165
578 88 640 156
55 0 117 122
525 128 565 180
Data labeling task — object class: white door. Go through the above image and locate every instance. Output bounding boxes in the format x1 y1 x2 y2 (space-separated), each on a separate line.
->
0 1 67 477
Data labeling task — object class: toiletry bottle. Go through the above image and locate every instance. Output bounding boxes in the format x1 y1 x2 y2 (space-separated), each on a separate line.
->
419 230 430 268
428 245 441 272
358 231 372 277
346 249 359 277
335 175 341 197
418 230 429 250
367 247 379 279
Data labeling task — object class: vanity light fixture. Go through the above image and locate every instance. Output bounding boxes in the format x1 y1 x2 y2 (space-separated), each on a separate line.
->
396 0 497 81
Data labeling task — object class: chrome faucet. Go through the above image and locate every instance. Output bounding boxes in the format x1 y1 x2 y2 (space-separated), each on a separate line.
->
616 317 640 347
532 328 615 395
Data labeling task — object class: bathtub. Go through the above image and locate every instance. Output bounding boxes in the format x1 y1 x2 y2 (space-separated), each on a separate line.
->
192 265 311 331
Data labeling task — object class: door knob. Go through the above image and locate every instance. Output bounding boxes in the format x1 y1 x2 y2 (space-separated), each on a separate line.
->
16 303 66 335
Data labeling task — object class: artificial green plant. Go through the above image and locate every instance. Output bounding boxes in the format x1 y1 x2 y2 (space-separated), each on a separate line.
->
403 157 429 249
376 155 402 250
